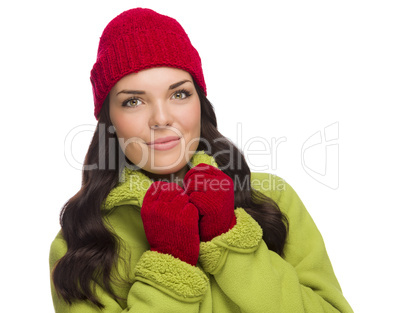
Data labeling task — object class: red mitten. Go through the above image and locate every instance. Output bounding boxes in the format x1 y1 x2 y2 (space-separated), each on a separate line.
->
141 181 200 266
183 163 236 242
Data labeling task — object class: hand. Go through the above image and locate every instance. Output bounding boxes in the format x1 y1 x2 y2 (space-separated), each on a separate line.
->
141 181 200 266
183 163 236 242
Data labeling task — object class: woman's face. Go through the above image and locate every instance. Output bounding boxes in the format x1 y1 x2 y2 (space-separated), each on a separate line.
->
109 67 201 177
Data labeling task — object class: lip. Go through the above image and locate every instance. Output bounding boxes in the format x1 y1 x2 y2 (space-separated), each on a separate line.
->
146 136 182 151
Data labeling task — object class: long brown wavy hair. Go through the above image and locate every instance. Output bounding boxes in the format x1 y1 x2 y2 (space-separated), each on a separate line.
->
52 79 289 308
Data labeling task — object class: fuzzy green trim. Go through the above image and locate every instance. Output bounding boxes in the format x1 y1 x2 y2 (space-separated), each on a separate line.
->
214 208 262 250
198 242 228 275
199 208 263 274
134 251 209 302
103 169 153 210
102 151 218 211
189 150 219 168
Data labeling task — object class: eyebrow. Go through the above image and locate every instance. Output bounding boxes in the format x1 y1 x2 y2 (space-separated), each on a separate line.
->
115 79 192 96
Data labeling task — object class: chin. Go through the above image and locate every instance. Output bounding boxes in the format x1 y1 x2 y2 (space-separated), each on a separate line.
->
148 163 186 175
139 155 183 172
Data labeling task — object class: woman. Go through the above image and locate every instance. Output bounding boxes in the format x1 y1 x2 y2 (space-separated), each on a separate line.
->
49 7 353 312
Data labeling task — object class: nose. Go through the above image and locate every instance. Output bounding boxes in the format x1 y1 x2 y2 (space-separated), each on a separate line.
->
148 99 173 128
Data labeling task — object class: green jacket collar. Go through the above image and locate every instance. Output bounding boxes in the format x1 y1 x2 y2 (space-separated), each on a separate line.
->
102 150 218 211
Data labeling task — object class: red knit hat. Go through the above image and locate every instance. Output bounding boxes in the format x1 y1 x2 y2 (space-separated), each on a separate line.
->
90 8 207 119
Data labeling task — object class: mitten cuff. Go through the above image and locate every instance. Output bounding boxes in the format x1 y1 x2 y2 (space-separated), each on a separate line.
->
134 251 209 302
199 208 262 275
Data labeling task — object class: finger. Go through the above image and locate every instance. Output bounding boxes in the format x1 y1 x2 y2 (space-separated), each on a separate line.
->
144 181 166 202
180 202 200 223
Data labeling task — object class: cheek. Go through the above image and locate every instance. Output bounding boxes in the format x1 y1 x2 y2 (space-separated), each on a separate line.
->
111 112 148 167
178 102 201 157
178 102 201 136
112 113 144 141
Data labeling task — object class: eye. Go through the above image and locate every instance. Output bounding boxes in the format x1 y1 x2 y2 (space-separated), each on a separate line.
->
172 89 192 100
122 98 142 107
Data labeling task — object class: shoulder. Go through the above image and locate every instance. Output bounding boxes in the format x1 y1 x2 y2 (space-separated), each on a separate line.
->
249 172 307 217
249 172 287 202
49 231 67 269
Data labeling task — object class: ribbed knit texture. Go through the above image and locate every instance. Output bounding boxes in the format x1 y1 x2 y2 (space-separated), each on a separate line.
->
141 181 200 266
184 163 237 242
90 8 206 119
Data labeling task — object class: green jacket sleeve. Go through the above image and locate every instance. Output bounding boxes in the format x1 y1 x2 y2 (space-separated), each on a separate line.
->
49 234 208 312
198 173 353 313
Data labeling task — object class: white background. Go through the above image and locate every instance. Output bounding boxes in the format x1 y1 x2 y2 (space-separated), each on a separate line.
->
1 0 401 312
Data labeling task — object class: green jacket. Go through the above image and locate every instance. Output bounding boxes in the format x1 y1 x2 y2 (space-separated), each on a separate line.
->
49 151 353 312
